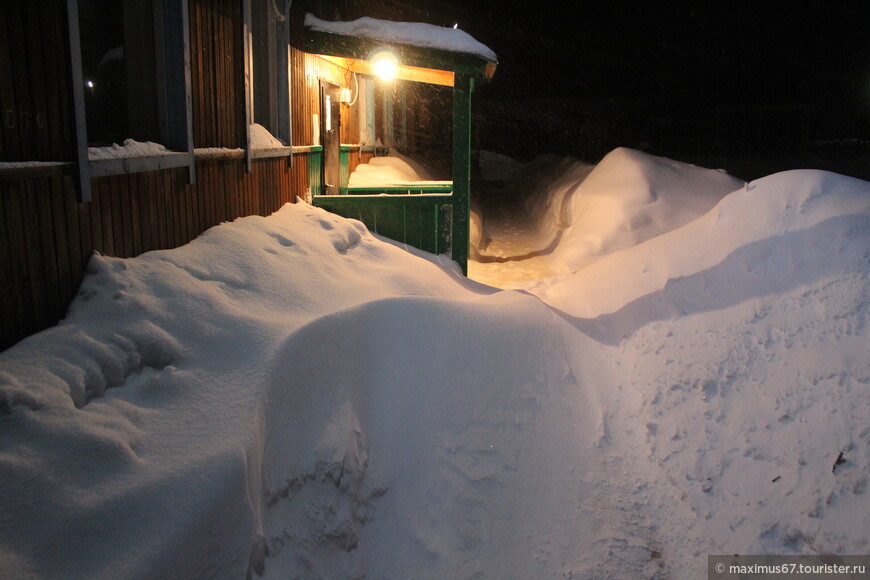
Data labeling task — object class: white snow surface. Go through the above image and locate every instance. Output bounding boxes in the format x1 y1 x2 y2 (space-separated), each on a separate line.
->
88 139 176 160
249 123 285 149
346 154 432 187
1 148 869 579
304 13 497 63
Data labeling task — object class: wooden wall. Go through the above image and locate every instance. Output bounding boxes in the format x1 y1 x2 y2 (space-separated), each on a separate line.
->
290 47 362 146
0 0 382 352
0 155 310 352
190 0 247 148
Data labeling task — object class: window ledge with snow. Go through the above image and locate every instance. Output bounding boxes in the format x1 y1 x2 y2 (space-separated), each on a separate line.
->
194 147 246 161
249 124 292 159
88 139 191 177
0 161 70 180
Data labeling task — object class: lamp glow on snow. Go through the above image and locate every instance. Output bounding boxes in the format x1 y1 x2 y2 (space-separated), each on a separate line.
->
370 49 398 81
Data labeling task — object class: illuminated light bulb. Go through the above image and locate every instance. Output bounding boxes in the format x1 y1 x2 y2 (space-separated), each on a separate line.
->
371 50 398 81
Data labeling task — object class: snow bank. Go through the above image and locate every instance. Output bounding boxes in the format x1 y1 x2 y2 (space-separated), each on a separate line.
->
347 154 430 187
0 204 496 578
304 14 497 63
1 150 868 579
539 168 870 318
548 147 745 273
249 123 285 149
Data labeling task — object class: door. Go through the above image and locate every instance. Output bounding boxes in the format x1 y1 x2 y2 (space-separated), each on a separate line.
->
319 80 341 195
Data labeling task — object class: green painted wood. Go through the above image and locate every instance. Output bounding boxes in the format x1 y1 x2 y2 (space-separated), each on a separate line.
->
346 184 452 195
339 145 349 194
307 147 323 197
312 193 452 257
451 74 475 274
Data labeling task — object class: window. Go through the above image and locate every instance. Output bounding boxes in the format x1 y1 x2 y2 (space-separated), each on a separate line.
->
67 0 194 200
246 0 292 165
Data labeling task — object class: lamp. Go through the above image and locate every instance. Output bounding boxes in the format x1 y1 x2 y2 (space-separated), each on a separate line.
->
370 48 398 81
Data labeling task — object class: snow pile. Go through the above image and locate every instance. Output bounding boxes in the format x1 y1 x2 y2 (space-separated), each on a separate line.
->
249 123 285 149
304 14 497 63
347 154 430 187
1 149 868 579
88 139 176 160
539 168 870 318
547 147 745 273
0 203 493 578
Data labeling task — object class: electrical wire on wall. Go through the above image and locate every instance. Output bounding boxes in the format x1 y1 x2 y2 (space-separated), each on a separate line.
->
346 72 359 107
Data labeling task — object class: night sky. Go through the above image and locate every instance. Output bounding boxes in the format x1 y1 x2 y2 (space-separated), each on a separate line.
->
451 1 870 179
322 0 870 179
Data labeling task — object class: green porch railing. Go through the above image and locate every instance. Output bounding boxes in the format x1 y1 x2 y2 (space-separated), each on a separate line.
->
306 146 323 198
345 182 452 196
312 193 453 257
339 145 352 195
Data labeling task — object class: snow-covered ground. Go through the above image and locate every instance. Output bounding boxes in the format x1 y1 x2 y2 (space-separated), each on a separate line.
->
1 148 868 579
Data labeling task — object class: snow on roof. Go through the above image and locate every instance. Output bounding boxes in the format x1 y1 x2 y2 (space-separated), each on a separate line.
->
304 13 498 64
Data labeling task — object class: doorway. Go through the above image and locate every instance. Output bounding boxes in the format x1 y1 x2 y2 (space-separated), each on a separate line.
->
319 80 341 195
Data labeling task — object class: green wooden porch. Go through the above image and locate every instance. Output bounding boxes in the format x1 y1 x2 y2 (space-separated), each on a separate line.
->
303 17 496 274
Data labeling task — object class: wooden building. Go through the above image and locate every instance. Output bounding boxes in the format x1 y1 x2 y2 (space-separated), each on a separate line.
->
0 0 496 352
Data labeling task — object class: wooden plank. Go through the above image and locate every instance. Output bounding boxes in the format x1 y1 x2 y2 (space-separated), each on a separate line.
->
25 179 57 329
147 171 160 249
74 173 93 265
169 168 185 244
118 175 134 258
229 157 241 219
193 161 206 234
0 183 31 350
0 183 15 348
172 168 186 243
140 170 155 252
108 175 124 257
182 167 197 243
129 172 142 256
91 178 115 256
59 174 84 295
165 168 180 248
205 159 218 228
48 173 73 312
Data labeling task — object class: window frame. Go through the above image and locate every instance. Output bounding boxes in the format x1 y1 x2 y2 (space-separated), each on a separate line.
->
66 0 195 202
244 0 293 172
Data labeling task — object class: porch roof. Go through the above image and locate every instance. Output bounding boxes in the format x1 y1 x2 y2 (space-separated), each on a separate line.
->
303 14 497 87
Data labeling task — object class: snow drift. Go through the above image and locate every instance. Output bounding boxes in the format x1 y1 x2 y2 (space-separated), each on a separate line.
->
1 149 868 579
346 153 434 187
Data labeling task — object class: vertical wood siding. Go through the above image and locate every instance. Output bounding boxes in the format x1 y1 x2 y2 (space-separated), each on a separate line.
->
290 47 363 147
190 0 246 148
0 155 306 351
1 0 375 351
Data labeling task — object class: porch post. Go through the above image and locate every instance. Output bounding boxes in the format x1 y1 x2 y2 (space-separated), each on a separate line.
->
451 73 475 275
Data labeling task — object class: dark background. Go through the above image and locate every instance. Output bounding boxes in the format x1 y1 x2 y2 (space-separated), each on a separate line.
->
307 0 870 181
